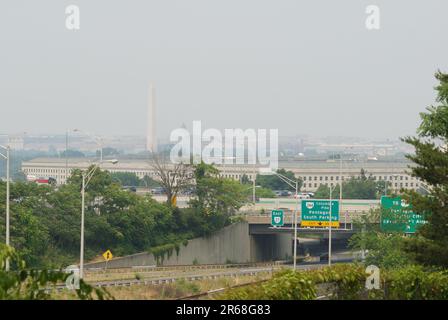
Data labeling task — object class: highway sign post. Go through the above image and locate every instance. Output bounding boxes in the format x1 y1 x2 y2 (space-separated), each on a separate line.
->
271 209 284 227
102 250 113 271
301 200 340 227
380 196 426 233
102 250 113 261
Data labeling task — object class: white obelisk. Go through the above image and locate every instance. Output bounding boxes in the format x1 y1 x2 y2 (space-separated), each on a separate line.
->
146 82 157 153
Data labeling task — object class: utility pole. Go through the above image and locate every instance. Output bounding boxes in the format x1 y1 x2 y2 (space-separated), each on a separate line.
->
1 145 10 271
293 180 298 270
259 168 299 270
329 185 333 266
80 174 86 279
79 159 118 279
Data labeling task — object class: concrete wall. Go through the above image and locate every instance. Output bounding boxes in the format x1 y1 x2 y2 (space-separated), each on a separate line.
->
85 222 252 269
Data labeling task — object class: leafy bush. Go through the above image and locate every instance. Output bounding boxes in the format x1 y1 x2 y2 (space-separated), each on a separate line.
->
219 264 448 300
219 269 316 300
385 265 448 300
0 244 112 300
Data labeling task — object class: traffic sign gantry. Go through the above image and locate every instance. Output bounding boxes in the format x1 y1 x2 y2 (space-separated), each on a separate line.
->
102 250 113 261
301 200 340 227
271 210 284 227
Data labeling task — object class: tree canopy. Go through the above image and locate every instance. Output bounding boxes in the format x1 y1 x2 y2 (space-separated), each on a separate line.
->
313 169 389 199
402 71 448 267
0 162 248 268
255 169 301 192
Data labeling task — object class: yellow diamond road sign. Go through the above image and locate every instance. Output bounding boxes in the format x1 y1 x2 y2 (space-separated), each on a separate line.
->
102 250 113 261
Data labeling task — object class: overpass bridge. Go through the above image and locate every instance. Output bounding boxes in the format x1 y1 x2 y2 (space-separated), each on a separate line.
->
148 197 378 262
237 199 380 261
242 198 379 229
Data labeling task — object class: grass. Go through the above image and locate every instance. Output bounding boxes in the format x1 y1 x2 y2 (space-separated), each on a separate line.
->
54 274 272 300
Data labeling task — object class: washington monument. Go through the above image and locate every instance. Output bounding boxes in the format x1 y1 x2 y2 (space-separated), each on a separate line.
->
146 82 157 153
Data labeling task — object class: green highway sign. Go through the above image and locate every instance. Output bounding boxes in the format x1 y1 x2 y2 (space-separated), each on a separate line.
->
301 200 339 227
271 210 284 227
380 196 426 233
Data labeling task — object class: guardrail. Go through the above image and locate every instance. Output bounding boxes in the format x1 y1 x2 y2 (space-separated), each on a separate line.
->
84 261 284 274
53 266 279 291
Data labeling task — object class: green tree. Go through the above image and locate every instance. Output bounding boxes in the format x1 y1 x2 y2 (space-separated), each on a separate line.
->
402 71 448 267
255 169 301 192
314 169 384 199
0 244 112 300
349 210 413 269
60 149 85 158
110 172 141 187
190 162 249 233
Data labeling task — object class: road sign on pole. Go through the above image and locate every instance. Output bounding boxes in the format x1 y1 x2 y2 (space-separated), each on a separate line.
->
301 200 340 227
102 250 113 261
271 210 284 227
380 196 426 233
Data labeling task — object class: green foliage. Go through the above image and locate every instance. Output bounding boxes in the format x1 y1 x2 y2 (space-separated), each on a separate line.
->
0 164 238 268
60 149 85 158
254 187 276 198
314 169 386 199
219 264 448 300
110 172 141 187
402 71 448 267
220 269 316 300
149 241 187 266
309 264 367 300
385 265 448 300
189 162 249 234
0 244 112 300
175 279 200 295
256 169 301 192
349 210 414 269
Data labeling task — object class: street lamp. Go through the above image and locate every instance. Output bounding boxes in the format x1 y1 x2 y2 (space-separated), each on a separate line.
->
79 159 118 279
259 168 300 270
328 183 338 267
0 145 10 271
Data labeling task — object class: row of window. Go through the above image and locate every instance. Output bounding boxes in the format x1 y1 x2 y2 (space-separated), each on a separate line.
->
302 182 419 189
25 168 73 174
301 175 417 182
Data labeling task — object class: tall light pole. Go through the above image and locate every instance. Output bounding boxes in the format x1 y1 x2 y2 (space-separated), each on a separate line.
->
0 145 10 271
328 183 337 266
79 159 118 279
259 168 300 270
253 162 256 204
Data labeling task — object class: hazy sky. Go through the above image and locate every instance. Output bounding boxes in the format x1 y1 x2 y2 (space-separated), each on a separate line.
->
1 0 447 141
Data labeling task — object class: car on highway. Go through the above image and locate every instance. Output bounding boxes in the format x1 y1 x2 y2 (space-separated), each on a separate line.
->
151 187 166 195
293 193 311 199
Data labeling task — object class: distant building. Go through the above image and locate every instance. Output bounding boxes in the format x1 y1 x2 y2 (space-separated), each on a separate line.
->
21 158 421 191
8 137 24 150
